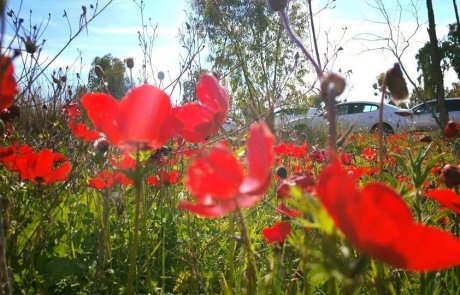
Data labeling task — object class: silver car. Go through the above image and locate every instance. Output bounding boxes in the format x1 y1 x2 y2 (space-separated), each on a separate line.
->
411 98 460 131
289 101 413 134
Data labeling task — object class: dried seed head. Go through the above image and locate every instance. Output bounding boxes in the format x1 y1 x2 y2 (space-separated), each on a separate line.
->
268 0 289 11
22 36 37 54
441 164 460 188
125 57 134 69
385 63 408 103
276 166 288 179
320 72 346 97
94 138 109 153
95 65 104 78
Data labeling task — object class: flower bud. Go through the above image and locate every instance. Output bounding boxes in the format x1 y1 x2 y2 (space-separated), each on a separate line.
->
320 72 346 97
267 0 289 11
444 120 460 139
386 63 408 102
95 65 105 78
125 57 134 69
94 138 109 153
276 166 288 179
441 164 460 188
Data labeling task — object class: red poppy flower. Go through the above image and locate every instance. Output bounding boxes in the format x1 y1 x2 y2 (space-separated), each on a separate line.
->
62 102 80 120
172 74 228 143
339 152 352 165
318 160 460 271
362 146 377 161
178 123 274 218
0 56 17 110
15 149 71 184
277 203 302 217
88 170 133 189
0 143 34 172
81 84 173 150
68 121 100 142
147 170 180 186
262 221 291 244
426 189 460 215
274 142 308 158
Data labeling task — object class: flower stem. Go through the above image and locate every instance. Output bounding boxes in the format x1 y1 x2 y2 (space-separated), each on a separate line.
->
236 206 257 294
127 147 143 294
278 9 322 79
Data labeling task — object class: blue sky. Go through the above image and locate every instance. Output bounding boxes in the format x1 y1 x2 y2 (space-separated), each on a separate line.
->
5 0 458 101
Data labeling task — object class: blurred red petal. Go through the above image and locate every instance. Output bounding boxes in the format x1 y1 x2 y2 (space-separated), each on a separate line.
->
173 103 217 143
187 144 244 200
318 161 460 271
426 189 460 214
240 123 274 194
81 92 122 145
178 200 235 218
0 57 16 110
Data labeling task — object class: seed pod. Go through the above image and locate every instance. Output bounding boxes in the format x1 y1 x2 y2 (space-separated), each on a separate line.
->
94 138 109 153
385 63 408 103
276 166 288 179
441 164 460 188
267 0 289 11
125 57 134 69
320 72 346 97
95 65 104 78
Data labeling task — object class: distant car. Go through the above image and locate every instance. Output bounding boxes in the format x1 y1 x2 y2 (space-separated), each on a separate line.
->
410 98 460 131
289 101 413 134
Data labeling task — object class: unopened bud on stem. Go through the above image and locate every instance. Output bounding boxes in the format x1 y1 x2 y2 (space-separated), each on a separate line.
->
95 65 105 79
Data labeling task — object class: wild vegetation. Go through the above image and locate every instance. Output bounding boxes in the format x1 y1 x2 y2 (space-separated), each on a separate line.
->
1 0 460 294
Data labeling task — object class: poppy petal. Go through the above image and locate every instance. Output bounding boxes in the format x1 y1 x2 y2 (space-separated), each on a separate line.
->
240 123 274 195
186 144 244 200
81 92 122 145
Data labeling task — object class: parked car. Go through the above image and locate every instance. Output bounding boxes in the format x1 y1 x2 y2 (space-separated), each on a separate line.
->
410 98 460 131
289 101 413 134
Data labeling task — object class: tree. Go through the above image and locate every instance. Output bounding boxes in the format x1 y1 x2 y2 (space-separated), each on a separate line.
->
189 0 312 126
87 54 130 99
425 0 448 127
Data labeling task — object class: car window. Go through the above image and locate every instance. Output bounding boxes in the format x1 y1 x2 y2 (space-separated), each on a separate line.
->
348 103 365 114
446 99 460 112
362 104 378 113
414 102 436 114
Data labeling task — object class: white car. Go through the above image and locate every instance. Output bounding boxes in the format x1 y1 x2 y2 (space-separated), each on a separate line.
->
411 98 460 131
289 101 413 134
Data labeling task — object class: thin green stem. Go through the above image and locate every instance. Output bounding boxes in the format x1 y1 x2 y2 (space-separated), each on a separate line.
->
236 206 257 295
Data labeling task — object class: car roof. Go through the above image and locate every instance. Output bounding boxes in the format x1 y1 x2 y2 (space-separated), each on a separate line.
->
411 97 460 108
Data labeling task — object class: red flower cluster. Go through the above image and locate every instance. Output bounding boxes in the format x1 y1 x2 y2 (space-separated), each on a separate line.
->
361 146 377 161
1 56 17 110
262 221 291 244
179 123 274 218
274 142 308 158
318 160 460 271
81 74 229 150
0 143 71 184
68 121 100 142
148 170 180 187
88 170 133 189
